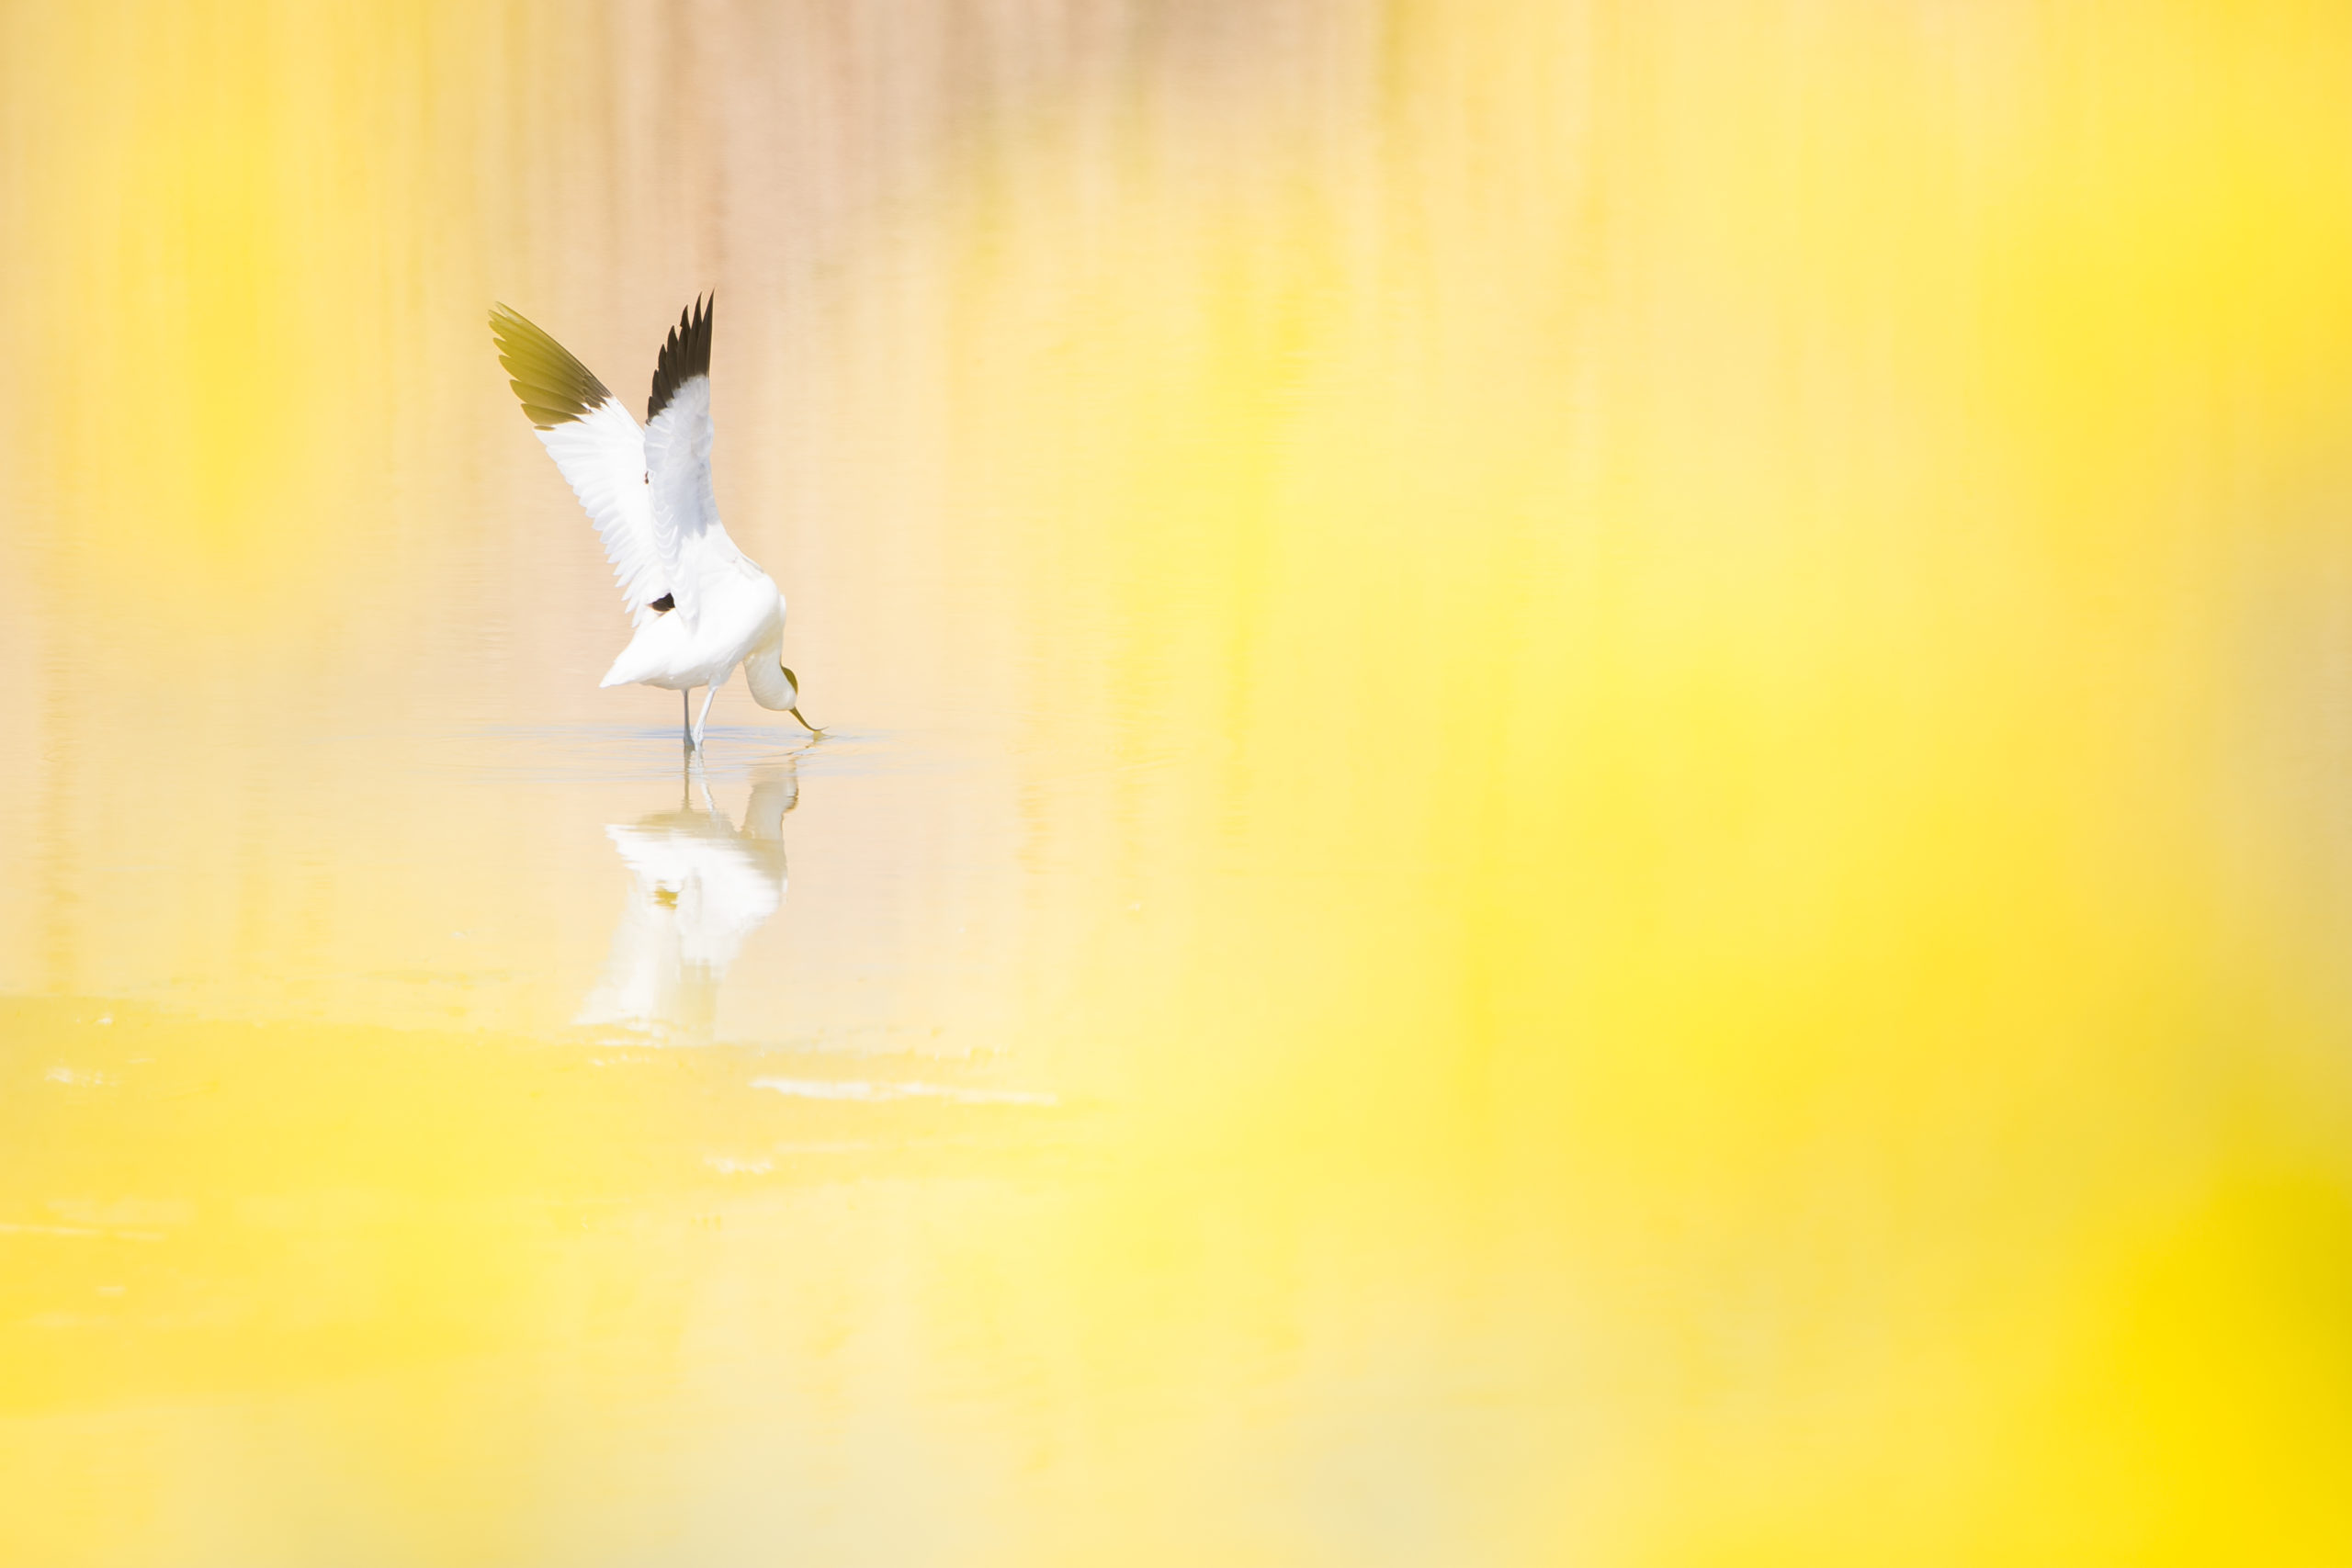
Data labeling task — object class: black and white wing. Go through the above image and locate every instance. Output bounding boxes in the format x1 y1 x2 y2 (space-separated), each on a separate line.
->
490 304 675 628
643 296 737 626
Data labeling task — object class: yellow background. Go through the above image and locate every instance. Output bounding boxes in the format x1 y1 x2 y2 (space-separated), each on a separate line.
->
5 1 2352 1562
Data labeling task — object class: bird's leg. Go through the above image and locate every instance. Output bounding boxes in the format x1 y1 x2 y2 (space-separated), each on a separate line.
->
682 689 694 750
695 681 722 749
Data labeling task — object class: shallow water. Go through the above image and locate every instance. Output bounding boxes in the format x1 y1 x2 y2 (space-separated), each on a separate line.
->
7 2 2352 1562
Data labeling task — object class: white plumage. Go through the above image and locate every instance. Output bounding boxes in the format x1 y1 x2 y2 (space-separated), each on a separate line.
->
491 297 817 746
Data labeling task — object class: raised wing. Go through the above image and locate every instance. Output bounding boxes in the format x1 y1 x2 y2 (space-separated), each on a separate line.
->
489 304 674 628
643 295 736 624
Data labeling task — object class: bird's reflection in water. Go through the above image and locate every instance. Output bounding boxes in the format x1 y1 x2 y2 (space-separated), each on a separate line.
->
576 758 796 1042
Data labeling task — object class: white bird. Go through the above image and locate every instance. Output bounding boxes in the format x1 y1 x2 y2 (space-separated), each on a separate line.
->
490 296 817 748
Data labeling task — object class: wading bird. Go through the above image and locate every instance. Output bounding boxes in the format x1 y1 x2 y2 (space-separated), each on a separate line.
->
490 296 816 748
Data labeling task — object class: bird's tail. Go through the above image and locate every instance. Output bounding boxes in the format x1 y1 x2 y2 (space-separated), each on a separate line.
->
601 621 674 688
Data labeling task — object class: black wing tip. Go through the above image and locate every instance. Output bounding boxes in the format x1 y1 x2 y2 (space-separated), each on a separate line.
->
488 302 613 429
647 292 715 423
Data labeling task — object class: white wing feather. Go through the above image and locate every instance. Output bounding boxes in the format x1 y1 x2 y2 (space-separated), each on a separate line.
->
537 402 673 629
490 303 680 628
644 375 733 626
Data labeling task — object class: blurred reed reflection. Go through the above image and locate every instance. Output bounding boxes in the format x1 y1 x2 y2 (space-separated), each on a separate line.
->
578 758 798 1042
